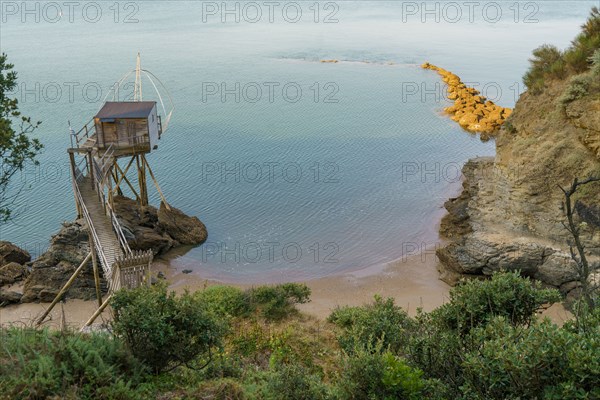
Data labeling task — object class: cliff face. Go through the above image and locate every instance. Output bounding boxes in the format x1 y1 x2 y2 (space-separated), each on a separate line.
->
437 76 600 299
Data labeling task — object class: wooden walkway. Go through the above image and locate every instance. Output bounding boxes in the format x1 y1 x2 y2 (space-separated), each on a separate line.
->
77 176 123 272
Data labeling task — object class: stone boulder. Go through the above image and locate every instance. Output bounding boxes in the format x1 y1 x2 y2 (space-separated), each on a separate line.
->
158 202 208 245
0 262 27 286
0 241 31 266
534 253 579 288
0 289 22 304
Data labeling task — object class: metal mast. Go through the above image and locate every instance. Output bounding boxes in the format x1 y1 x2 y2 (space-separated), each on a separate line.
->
134 52 142 101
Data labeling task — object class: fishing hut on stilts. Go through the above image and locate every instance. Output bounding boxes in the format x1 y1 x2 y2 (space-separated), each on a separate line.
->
37 54 175 329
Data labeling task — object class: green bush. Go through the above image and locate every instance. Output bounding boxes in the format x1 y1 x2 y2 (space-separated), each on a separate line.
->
262 364 329 400
111 283 227 373
433 271 560 335
523 44 565 93
246 283 311 321
328 295 412 354
406 272 560 396
559 74 592 105
523 7 600 93
0 328 146 400
461 317 600 399
196 285 250 318
335 341 432 400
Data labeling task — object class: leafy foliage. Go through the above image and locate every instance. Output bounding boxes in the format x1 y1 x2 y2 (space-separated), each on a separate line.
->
196 285 250 318
328 295 412 353
0 328 146 400
111 283 227 373
432 271 560 335
523 7 600 93
246 283 311 321
0 53 43 223
334 340 433 400
462 317 600 399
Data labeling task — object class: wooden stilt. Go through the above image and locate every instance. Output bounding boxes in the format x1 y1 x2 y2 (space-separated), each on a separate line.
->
36 252 92 326
114 159 140 200
69 152 83 218
81 294 112 331
90 239 103 307
113 157 135 193
137 155 149 207
143 154 171 211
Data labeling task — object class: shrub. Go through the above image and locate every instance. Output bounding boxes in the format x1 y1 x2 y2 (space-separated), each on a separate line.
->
328 295 412 353
335 341 431 400
111 283 227 373
432 271 560 335
262 364 329 400
196 285 250 318
246 283 311 321
0 328 146 400
523 44 565 93
523 7 600 93
406 272 560 395
559 74 592 105
461 317 600 399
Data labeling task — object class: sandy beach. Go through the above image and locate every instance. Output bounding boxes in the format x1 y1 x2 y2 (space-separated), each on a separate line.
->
0 250 571 329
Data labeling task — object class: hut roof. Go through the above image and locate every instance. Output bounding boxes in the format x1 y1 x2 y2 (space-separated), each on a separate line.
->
95 101 156 120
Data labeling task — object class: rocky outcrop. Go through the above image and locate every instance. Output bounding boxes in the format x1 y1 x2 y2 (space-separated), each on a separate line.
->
21 220 97 303
422 62 512 138
437 76 600 297
18 197 207 303
113 196 207 253
0 241 31 266
157 202 208 245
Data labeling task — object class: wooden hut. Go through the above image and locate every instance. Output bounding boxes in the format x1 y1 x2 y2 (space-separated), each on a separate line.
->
94 101 162 155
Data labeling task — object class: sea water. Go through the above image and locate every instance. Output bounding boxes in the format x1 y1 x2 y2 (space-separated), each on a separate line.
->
0 1 596 281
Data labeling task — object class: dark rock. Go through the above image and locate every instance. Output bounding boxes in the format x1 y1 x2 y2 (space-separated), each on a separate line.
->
158 203 208 245
0 289 22 304
182 269 193 274
0 262 27 286
157 271 166 279
22 220 99 303
0 241 31 266
131 226 174 255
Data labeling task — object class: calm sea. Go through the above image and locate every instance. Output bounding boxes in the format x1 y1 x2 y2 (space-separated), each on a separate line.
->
0 1 596 282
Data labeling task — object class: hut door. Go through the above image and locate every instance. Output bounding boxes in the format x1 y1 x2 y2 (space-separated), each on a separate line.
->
102 122 118 145
127 121 137 145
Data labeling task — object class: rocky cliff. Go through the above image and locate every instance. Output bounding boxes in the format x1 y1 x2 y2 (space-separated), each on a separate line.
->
0 197 207 304
437 74 600 301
